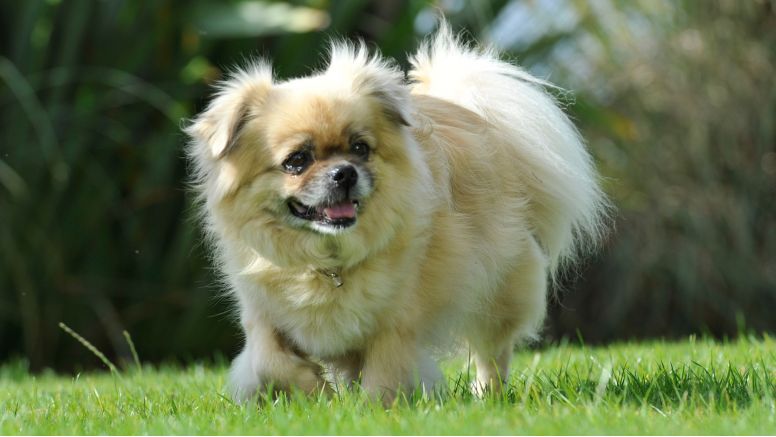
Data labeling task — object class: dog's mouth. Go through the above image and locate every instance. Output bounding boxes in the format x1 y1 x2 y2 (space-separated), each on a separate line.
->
288 198 360 229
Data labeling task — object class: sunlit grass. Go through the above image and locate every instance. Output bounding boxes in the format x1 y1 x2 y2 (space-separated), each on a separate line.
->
1 336 775 435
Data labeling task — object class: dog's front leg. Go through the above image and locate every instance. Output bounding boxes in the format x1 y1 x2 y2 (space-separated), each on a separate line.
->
360 327 443 405
229 318 327 403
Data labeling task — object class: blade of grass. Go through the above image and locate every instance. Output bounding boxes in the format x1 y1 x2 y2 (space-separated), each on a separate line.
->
59 322 120 376
123 330 142 372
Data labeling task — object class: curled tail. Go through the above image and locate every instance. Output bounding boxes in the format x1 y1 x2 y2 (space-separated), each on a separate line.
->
409 23 610 277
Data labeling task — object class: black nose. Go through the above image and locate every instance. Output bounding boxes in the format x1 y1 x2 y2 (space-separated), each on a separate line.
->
329 165 358 189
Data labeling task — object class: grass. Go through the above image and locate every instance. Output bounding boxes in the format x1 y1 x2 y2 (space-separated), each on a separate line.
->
1 336 775 435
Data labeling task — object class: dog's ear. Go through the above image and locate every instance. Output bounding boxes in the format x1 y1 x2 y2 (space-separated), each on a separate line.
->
367 83 410 127
185 63 273 159
326 43 411 127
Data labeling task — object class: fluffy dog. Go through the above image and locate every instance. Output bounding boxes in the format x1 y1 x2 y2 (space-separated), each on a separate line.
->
185 25 608 403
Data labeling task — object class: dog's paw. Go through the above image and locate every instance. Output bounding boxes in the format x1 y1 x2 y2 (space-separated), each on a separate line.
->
229 348 263 403
469 377 509 398
228 347 329 403
469 380 489 398
361 352 445 406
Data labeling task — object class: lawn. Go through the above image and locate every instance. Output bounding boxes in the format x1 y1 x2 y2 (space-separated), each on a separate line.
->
1 336 775 435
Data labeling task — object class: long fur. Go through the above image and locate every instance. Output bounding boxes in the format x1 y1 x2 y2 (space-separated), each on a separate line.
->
410 24 609 275
184 22 609 404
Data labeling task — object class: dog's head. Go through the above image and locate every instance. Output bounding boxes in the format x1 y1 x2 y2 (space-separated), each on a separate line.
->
186 45 431 268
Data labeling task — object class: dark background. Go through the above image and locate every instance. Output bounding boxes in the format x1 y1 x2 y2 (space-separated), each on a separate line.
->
1 0 774 371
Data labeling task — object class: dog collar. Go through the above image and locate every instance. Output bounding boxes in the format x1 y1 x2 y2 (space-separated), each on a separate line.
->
316 268 343 288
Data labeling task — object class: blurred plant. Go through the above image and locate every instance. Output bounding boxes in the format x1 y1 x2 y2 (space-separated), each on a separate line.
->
525 0 776 341
1 0 227 370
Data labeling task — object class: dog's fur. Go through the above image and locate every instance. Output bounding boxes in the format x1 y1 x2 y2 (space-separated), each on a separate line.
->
185 25 608 403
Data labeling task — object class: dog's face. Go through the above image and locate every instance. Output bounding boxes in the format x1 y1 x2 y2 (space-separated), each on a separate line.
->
187 49 432 268
262 89 381 235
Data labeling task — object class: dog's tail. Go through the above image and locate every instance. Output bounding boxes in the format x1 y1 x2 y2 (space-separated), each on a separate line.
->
409 23 610 278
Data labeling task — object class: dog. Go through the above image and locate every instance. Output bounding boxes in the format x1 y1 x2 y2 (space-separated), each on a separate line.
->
185 24 608 404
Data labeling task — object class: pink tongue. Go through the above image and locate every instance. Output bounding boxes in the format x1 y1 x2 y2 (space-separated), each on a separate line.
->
323 202 356 219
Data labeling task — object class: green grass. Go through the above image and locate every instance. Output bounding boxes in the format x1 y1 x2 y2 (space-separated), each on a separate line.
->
2 336 775 435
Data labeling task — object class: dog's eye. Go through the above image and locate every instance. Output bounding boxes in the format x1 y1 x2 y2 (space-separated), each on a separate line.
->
350 141 370 159
282 150 312 174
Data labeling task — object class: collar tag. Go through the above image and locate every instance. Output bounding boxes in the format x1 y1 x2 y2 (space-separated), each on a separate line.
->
317 268 343 288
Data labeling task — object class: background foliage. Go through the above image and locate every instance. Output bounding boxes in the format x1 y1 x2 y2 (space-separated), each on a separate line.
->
1 0 774 371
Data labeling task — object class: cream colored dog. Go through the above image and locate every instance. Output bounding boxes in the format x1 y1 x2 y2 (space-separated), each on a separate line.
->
185 25 608 403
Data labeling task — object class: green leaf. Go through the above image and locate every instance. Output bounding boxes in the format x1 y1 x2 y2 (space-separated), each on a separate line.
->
193 1 330 39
